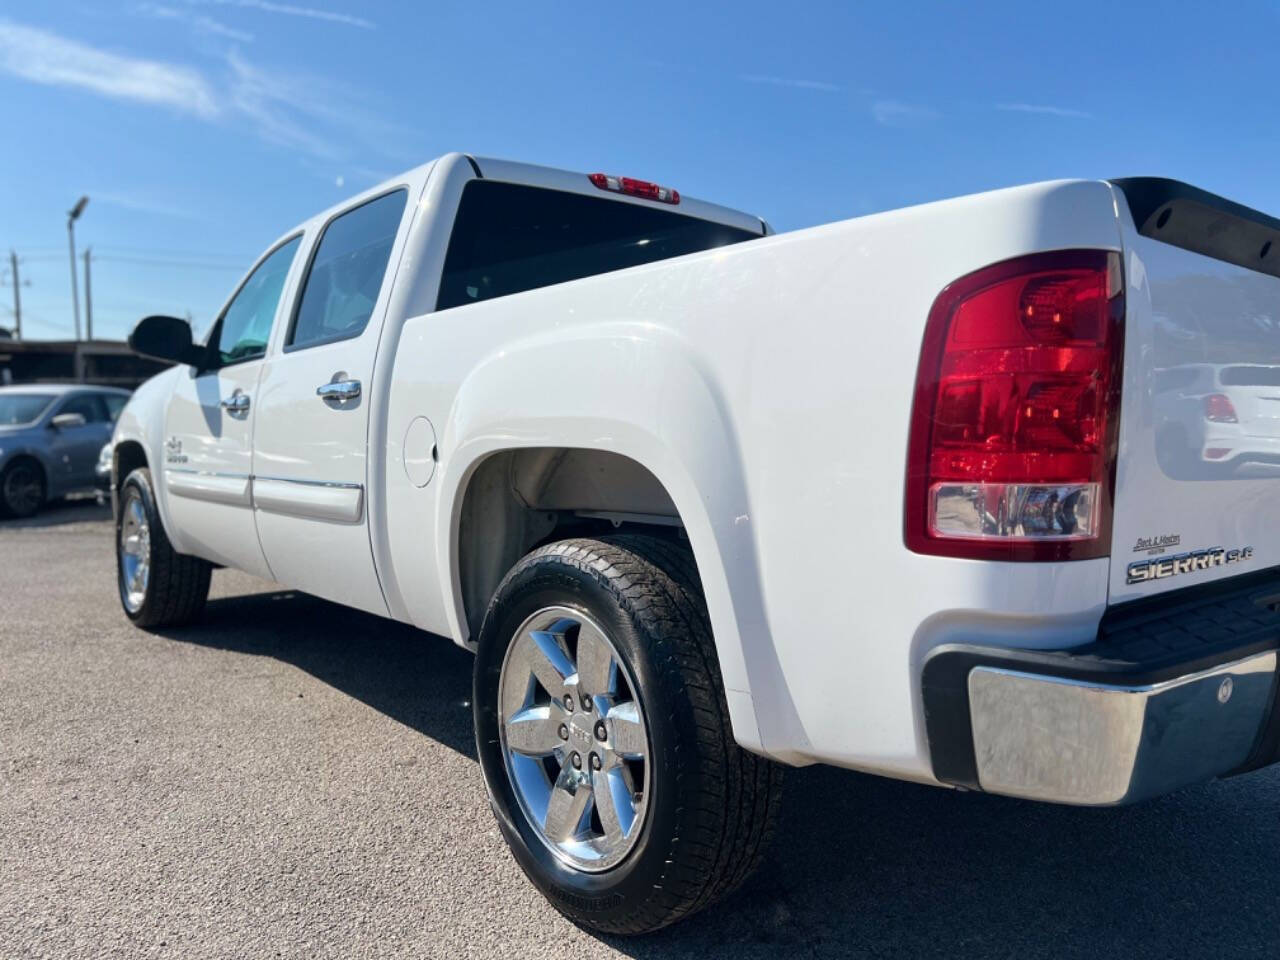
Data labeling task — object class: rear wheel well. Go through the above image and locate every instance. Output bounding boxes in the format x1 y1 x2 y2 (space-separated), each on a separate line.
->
456 448 689 636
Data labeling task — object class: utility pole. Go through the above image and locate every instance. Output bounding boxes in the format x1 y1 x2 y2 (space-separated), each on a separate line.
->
8 251 20 340
83 247 93 341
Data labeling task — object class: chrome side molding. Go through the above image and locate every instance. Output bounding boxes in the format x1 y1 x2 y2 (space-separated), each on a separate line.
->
165 469 252 508
251 476 364 524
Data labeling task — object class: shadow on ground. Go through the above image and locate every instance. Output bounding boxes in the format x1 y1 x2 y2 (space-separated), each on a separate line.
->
170 589 1280 959
2 496 111 529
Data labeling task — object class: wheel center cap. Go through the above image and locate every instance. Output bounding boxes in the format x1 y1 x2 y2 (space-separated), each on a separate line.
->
567 715 595 750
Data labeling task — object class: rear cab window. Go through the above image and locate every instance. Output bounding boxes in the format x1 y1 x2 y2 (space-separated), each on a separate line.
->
436 181 759 311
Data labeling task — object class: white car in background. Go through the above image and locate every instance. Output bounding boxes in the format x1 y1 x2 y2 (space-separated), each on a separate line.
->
1154 362 1280 475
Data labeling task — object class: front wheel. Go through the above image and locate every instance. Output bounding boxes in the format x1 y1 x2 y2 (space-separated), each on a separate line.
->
473 536 782 935
116 467 212 628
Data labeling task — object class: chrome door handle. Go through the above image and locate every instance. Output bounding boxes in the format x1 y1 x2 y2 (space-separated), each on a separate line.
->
316 379 361 402
220 390 250 413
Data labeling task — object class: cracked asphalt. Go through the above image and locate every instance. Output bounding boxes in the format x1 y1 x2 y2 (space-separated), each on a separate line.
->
3 499 1280 958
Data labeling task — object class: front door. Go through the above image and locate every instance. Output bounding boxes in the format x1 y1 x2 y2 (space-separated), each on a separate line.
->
252 188 411 615
162 235 303 580
47 392 113 491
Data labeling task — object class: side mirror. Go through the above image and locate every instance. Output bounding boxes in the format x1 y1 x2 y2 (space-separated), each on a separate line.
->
129 315 205 367
50 412 87 430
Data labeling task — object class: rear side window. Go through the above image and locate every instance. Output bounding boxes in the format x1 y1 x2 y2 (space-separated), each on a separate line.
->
1220 365 1280 387
102 394 128 421
288 189 408 350
436 181 759 311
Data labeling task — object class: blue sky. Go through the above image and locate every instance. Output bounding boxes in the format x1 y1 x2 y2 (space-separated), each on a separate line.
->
1 1 1276 342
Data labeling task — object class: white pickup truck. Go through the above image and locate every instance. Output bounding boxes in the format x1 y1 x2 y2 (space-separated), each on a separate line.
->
114 156 1280 933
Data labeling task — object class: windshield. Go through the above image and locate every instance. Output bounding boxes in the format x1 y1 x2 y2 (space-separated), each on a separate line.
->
0 394 55 426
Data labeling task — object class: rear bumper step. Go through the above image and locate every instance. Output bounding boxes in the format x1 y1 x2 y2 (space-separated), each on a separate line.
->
923 567 1280 805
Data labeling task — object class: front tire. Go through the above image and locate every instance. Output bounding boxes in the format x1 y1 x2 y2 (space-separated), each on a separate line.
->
473 536 782 935
116 467 212 628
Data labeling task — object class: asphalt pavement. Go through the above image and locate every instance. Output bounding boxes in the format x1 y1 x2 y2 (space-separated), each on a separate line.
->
3 499 1279 958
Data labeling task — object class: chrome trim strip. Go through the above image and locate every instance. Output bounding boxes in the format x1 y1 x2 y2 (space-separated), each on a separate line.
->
251 476 363 524
251 474 363 490
165 469 252 507
968 651 1276 805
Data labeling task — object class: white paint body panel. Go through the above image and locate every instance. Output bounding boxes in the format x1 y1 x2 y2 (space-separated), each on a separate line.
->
119 156 1269 787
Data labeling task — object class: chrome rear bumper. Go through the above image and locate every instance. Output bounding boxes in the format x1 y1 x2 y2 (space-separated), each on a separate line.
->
922 568 1280 806
967 651 1275 805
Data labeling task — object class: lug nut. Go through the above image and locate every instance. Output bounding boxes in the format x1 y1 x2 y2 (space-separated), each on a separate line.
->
594 721 607 741
558 723 569 741
570 752 582 769
589 752 602 771
563 694 575 711
581 695 592 712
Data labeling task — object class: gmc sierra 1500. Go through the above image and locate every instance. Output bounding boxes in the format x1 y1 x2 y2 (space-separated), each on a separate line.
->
114 155 1280 933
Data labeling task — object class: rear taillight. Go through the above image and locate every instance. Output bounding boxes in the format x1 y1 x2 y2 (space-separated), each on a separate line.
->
1204 393 1239 423
905 250 1125 561
588 173 680 205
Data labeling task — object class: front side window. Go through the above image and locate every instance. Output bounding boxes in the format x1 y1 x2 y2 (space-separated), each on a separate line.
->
288 189 408 351
209 236 303 368
436 181 759 311
57 393 108 423
0 394 55 425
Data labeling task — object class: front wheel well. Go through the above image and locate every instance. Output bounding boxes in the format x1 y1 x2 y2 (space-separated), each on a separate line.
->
112 440 149 514
456 448 690 637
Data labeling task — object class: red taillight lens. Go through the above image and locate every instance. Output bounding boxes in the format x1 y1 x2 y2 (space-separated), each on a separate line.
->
905 250 1125 561
1204 393 1239 423
588 172 680 205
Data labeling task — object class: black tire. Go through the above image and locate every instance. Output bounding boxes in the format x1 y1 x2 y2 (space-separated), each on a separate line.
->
116 467 212 628
0 457 46 519
473 536 782 935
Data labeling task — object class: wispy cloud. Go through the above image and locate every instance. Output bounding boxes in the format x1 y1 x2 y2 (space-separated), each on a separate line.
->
997 102 1093 119
0 18 219 117
740 73 840 92
226 49 342 158
871 99 937 128
93 191 201 220
183 0 374 30
137 3 255 43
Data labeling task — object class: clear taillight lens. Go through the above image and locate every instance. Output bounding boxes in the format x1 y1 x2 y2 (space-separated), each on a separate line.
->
905 250 1125 561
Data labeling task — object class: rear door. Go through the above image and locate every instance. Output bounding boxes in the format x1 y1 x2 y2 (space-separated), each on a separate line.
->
162 235 303 579
1110 180 1280 602
252 187 412 616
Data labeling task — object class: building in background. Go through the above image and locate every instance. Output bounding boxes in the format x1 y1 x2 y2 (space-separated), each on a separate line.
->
0 339 170 389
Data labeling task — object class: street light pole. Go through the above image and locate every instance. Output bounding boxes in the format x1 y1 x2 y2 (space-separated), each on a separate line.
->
83 247 93 341
67 195 88 341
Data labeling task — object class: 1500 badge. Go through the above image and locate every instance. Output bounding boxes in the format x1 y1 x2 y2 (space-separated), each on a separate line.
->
1126 546 1253 585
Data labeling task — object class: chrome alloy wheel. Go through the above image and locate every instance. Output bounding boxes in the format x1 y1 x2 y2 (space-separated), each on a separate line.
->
119 490 152 614
498 606 651 873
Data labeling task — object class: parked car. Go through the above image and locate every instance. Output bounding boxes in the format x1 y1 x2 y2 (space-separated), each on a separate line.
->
0 384 130 517
111 157 1280 933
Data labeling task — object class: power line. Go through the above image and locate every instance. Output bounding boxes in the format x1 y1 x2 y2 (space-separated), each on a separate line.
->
91 254 247 271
